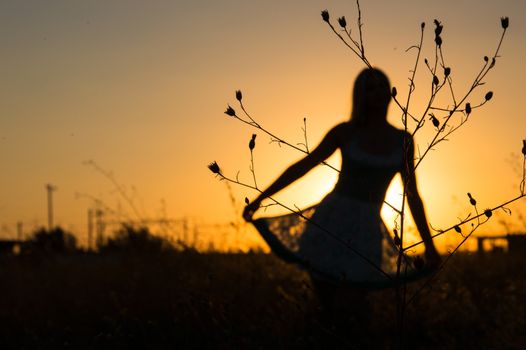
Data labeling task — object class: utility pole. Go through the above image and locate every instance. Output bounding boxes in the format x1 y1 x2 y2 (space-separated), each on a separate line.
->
17 221 23 241
46 184 57 231
87 208 94 250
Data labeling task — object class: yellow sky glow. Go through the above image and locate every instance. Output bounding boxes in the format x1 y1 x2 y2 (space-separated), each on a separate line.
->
1 0 525 252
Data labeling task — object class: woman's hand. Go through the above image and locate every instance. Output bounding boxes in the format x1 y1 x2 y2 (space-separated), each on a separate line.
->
243 199 261 222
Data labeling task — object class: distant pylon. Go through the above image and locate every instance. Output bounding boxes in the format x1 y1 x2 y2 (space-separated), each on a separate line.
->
46 184 57 231
87 208 94 250
17 222 23 241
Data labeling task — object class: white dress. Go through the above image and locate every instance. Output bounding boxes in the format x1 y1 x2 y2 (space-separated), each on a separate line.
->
253 130 427 288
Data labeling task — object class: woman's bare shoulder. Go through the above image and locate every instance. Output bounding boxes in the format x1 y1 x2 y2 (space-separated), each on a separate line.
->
330 122 354 136
328 122 354 145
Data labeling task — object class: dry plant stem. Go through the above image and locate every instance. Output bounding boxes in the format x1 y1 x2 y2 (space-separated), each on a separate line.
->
407 201 491 305
237 101 339 173
297 118 309 153
394 24 426 338
407 222 482 306
233 102 402 214
326 0 372 68
413 28 507 172
75 192 133 223
520 155 525 194
249 149 258 189
404 193 526 251
83 160 145 222
439 47 457 104
216 172 392 280
356 0 366 60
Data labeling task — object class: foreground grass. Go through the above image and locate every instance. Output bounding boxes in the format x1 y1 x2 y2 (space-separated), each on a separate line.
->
0 250 524 349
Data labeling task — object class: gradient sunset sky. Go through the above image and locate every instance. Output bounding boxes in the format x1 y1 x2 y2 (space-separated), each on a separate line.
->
1 0 525 250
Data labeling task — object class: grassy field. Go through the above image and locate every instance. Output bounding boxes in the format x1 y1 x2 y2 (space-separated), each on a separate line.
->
0 247 525 349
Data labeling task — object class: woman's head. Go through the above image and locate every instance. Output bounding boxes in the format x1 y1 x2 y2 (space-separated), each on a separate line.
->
350 68 391 126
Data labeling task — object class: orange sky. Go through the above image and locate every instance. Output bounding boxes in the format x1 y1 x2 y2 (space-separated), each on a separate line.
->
1 0 525 251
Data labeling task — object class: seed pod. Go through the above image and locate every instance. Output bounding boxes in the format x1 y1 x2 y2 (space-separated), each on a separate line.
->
467 192 477 206
484 56 489 62
444 67 451 77
208 161 221 175
454 225 462 234
321 10 330 23
501 17 509 29
236 90 242 102
484 209 492 218
249 134 256 151
421 22 425 29
224 105 236 117
435 35 442 47
485 91 493 101
522 140 526 156
433 75 439 86
430 115 440 128
338 16 347 28
465 103 472 115
391 87 397 98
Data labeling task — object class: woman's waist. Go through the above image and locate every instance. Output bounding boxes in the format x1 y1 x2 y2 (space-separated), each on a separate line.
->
332 182 386 207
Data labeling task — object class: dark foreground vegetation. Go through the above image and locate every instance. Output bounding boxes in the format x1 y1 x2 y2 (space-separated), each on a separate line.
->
0 227 525 349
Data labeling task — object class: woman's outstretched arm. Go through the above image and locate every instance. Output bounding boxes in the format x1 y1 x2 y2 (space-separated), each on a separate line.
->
243 124 344 221
401 134 441 268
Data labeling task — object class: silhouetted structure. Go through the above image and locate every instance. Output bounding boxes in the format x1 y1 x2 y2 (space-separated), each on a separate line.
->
507 233 526 255
475 233 526 254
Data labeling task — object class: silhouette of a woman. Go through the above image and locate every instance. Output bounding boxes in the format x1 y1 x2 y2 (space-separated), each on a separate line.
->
243 68 440 315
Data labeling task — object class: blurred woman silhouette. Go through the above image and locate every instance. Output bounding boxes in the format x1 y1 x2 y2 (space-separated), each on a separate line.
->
243 68 440 319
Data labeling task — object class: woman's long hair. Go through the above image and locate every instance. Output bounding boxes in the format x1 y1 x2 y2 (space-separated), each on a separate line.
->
350 68 391 126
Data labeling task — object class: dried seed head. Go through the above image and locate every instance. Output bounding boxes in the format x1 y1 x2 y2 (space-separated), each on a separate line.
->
249 134 256 151
208 161 221 175
224 105 236 117
501 17 509 29
522 140 526 156
434 24 443 36
433 75 439 86
454 225 462 234
391 87 397 98
435 35 442 47
484 209 493 218
467 192 477 206
465 103 472 115
236 90 242 102
485 91 494 101
424 58 428 65
430 114 440 128
421 22 425 29
444 67 451 77
321 10 330 23
484 56 489 62
338 16 347 28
